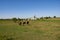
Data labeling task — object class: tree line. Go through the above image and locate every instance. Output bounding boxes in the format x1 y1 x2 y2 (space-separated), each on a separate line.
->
0 16 57 22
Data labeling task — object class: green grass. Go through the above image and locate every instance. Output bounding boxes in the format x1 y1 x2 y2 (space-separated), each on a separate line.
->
0 18 60 40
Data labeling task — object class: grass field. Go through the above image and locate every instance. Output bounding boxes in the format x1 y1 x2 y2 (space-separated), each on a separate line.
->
0 18 60 40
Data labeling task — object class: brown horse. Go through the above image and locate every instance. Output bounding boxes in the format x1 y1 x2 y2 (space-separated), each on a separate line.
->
27 21 29 24
23 21 26 25
19 21 29 25
19 22 22 25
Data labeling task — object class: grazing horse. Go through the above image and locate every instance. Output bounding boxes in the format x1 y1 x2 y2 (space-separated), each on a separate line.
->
23 21 26 25
18 21 30 26
27 21 29 24
19 22 22 25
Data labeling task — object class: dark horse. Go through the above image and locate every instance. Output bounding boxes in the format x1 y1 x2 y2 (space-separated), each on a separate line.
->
27 21 29 24
23 21 26 25
19 21 29 25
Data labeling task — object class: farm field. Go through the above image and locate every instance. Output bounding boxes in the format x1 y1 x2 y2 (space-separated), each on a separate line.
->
0 18 60 40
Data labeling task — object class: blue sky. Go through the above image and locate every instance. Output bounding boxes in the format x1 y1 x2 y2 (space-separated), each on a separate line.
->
0 0 60 18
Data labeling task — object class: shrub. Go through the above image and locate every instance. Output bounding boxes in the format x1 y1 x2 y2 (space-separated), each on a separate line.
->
53 16 56 18
12 18 17 23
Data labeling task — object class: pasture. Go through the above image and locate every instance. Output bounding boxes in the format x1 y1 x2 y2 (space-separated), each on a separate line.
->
0 18 60 40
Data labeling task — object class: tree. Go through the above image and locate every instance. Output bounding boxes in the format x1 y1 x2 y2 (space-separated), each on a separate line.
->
12 18 17 23
34 16 36 18
48 16 51 18
40 17 43 19
44 17 49 19
53 16 56 18
18 18 21 21
37 18 40 20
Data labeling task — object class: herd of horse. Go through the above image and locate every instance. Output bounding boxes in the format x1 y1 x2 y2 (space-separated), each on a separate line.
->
18 21 29 25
